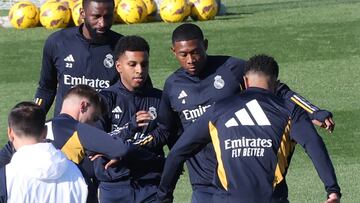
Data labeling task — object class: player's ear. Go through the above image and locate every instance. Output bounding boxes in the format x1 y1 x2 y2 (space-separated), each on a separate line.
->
7 127 17 150
115 60 122 74
80 100 88 113
171 46 176 56
243 76 249 89
7 127 13 142
80 7 85 20
203 39 208 51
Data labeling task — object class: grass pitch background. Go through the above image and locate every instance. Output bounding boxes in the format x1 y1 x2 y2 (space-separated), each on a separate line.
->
0 0 359 202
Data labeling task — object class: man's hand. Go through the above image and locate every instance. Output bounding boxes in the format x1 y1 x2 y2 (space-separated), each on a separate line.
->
136 110 152 127
312 117 335 133
325 192 340 203
103 159 120 169
89 153 103 161
311 110 335 133
89 154 120 169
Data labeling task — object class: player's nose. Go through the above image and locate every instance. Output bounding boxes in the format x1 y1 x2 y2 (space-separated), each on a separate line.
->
135 64 144 74
186 54 195 64
98 17 105 28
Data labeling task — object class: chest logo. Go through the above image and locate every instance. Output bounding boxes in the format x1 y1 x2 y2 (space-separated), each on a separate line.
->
112 106 122 119
214 75 225 89
178 90 188 104
103 54 114 68
64 54 75 68
148 106 157 120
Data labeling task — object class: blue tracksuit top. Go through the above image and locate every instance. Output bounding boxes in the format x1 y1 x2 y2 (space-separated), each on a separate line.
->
94 80 165 183
158 55 246 187
158 87 340 202
34 24 122 115
155 55 326 191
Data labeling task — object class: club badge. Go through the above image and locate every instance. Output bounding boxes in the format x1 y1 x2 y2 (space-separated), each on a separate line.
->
103 54 114 68
148 106 157 120
214 75 225 89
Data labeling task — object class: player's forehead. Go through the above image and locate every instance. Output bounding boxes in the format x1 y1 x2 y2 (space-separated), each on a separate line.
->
84 1 113 14
119 51 149 62
173 39 204 52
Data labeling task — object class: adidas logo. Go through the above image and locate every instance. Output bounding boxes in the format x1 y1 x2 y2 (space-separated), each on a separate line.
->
225 99 271 128
64 54 75 62
178 90 187 99
178 90 188 104
112 106 122 113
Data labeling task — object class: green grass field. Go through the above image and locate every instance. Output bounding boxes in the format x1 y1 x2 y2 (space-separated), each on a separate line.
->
1 0 359 202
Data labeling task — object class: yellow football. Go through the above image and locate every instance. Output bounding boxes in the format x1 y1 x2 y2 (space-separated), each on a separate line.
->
190 0 218 21
8 1 40 29
143 0 157 15
71 2 83 26
117 0 147 24
159 0 190 23
113 0 124 23
40 1 71 29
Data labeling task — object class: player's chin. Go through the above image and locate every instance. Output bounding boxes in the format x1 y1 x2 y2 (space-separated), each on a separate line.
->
95 32 106 38
95 28 110 36
132 79 145 88
186 69 198 75
185 66 199 75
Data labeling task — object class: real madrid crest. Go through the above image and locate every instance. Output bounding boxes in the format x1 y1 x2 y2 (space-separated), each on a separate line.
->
148 106 157 120
214 75 225 89
103 54 114 68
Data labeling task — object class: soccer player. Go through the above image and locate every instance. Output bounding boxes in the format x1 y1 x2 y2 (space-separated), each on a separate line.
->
0 102 88 203
0 85 160 203
34 0 123 115
157 54 341 203
94 35 166 203
151 23 335 203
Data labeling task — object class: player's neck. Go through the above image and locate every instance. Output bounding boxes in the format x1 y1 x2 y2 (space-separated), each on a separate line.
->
246 77 270 90
244 74 275 92
14 137 42 151
81 25 93 40
60 102 81 121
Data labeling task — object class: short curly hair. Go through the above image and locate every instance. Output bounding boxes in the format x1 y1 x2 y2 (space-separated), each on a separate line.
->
114 35 150 59
245 54 279 80
172 23 204 44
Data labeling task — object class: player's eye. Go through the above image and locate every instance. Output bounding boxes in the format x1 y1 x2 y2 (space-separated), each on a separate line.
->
190 50 201 56
178 53 187 57
92 14 101 19
128 62 137 67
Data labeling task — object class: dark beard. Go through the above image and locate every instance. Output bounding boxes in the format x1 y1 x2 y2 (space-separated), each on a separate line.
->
84 21 109 44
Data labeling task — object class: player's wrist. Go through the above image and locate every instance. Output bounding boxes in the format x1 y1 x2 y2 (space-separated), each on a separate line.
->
311 109 333 121
327 192 341 200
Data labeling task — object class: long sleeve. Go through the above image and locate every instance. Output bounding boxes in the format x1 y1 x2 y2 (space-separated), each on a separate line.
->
289 106 341 196
77 122 163 162
76 122 135 158
134 87 182 149
157 109 213 202
108 115 141 141
276 83 320 113
34 36 58 114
